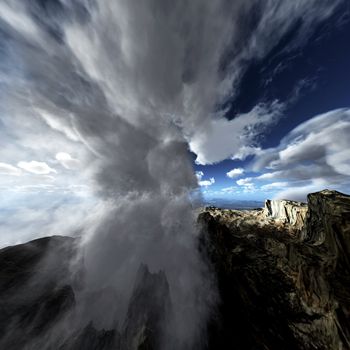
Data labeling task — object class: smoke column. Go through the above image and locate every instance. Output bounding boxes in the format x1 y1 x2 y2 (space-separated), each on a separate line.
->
0 0 343 348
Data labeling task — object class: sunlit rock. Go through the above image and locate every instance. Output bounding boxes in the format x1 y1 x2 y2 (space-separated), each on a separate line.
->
200 189 350 349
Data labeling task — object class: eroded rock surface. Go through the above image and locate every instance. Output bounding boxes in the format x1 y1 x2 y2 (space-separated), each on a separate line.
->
264 199 308 230
0 237 171 350
200 189 350 350
0 236 79 349
1 189 349 350
122 264 172 350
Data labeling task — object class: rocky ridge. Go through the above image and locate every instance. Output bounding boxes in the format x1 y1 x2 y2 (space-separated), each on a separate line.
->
200 189 350 349
0 237 171 350
0 189 349 349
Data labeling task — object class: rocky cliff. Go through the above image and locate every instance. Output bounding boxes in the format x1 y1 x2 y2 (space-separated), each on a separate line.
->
0 237 171 350
199 189 350 349
264 199 308 230
1 189 349 350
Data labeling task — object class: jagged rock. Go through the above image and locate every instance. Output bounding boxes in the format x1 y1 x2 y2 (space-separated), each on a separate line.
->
199 189 350 350
0 236 173 350
264 199 308 230
0 236 79 349
0 236 120 350
2 189 349 350
62 322 120 350
122 264 172 350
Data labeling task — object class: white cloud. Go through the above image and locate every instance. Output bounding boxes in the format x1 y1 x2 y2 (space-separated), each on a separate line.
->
196 171 215 187
17 161 57 175
273 179 328 202
0 162 22 176
185 0 342 165
236 177 255 192
199 177 215 187
252 108 350 199
56 152 80 170
189 102 283 164
254 109 350 173
195 171 204 181
257 171 284 180
226 168 244 178
0 190 104 248
261 182 289 191
232 146 262 161
221 186 239 194
0 2 40 41
37 109 80 142
236 177 252 186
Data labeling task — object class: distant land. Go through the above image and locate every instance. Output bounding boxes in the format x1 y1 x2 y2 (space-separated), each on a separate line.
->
201 198 265 210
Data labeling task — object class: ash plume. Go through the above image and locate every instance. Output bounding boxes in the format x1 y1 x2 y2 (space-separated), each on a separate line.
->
0 0 343 348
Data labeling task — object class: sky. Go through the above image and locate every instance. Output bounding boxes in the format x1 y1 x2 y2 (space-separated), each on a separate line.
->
194 3 350 203
0 0 350 247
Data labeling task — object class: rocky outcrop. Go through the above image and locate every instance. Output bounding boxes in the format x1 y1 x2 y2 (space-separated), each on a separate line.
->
264 199 308 230
1 189 349 350
200 189 350 350
62 321 120 350
122 264 172 350
0 236 79 349
0 236 172 350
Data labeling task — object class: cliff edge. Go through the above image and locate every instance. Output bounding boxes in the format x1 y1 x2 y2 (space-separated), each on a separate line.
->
1 189 349 349
200 189 350 350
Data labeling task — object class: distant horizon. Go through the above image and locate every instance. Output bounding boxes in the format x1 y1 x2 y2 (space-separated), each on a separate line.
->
199 187 350 209
0 0 349 269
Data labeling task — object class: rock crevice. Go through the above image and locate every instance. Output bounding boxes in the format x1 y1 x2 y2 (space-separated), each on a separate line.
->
200 190 350 350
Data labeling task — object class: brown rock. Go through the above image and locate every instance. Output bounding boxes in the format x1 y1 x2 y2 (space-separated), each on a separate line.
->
200 189 350 350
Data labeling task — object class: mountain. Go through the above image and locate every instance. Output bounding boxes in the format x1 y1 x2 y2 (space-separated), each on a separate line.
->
0 237 171 350
199 189 350 349
0 189 349 349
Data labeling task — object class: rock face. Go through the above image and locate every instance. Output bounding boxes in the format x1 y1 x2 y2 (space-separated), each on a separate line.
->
0 236 79 349
200 189 350 350
264 199 308 230
122 264 172 350
1 189 349 350
0 237 171 350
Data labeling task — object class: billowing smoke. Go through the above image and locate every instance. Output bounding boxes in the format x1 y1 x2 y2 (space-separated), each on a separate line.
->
0 0 343 348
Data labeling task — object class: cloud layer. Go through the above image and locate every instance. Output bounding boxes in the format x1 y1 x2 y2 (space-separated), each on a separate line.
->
227 168 244 178
252 108 350 200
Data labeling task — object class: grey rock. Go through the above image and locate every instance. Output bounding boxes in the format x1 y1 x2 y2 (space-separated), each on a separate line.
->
264 199 308 230
199 189 350 350
0 237 171 350
122 264 172 350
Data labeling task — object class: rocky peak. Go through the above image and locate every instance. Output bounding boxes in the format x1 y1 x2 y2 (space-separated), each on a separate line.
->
264 199 308 230
122 264 172 350
199 189 350 350
1 190 349 350
0 238 173 350
301 189 350 245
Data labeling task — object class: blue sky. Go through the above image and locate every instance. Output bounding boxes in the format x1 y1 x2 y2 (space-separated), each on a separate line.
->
193 4 350 202
0 1 350 246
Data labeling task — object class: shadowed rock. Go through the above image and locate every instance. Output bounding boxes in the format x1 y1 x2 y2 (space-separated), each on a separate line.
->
122 264 172 350
1 189 349 349
0 236 79 349
200 189 350 349
0 236 172 350
61 322 120 350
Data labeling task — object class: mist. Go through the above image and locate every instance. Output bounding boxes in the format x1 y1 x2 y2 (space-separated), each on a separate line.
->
0 0 344 348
